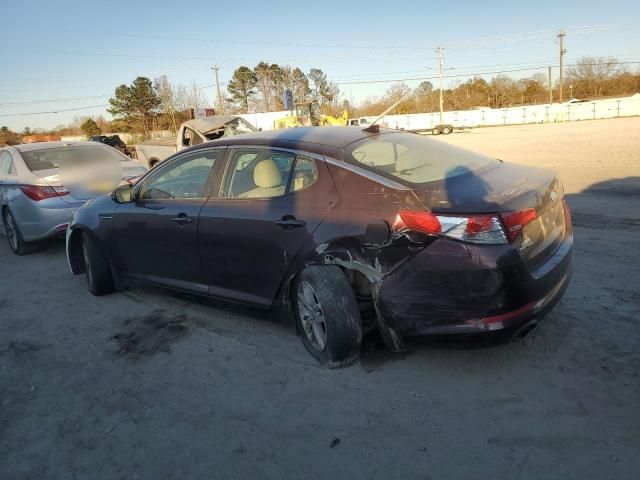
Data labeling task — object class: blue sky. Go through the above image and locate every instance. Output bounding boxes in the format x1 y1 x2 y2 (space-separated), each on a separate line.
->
1 0 639 130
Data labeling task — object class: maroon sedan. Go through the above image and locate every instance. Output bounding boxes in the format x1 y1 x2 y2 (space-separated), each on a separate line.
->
66 127 573 367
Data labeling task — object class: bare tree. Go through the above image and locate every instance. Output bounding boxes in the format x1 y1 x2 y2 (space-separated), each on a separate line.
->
566 57 619 98
154 75 178 132
381 82 413 113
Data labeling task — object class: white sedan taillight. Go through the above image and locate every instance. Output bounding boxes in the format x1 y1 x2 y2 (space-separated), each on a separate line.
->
19 185 70 201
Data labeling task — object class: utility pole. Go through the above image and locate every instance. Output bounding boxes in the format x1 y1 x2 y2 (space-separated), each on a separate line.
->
558 31 566 103
548 66 553 104
436 46 444 124
212 65 224 114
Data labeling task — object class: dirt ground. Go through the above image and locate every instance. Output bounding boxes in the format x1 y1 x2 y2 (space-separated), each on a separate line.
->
1 117 639 479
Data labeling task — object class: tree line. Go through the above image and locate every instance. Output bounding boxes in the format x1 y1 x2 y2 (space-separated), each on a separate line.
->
225 64 340 113
356 57 639 116
4 56 637 142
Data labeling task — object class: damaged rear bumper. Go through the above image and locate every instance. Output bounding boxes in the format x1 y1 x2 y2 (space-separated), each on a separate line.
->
374 234 573 348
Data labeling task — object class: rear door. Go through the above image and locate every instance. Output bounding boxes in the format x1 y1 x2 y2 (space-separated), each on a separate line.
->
198 147 337 306
113 148 224 292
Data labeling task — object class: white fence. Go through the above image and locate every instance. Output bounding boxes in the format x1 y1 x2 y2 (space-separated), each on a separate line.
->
371 93 640 131
234 94 640 132
61 94 640 146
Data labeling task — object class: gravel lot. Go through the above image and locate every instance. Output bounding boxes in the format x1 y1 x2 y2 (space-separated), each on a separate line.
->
1 117 639 479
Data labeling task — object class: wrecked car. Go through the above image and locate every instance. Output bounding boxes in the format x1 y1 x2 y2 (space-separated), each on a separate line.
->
134 116 257 169
66 126 573 367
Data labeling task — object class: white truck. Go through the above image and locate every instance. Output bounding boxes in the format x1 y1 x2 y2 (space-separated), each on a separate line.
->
135 116 257 168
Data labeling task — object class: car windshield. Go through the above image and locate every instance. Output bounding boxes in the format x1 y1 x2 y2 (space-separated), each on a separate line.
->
345 132 497 184
20 145 127 171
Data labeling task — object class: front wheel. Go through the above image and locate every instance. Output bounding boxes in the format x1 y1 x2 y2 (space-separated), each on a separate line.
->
443 126 452 134
82 234 114 296
3 209 33 255
432 127 441 135
293 266 362 368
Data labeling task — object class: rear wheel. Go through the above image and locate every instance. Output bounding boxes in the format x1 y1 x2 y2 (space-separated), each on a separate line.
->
82 234 114 296
432 127 441 135
2 209 33 255
293 266 362 368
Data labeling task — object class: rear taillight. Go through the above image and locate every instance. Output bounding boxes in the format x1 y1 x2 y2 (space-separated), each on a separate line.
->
500 208 537 242
19 185 70 201
397 211 507 244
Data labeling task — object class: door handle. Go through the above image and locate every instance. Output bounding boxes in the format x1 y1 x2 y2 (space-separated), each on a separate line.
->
274 216 306 229
170 213 193 225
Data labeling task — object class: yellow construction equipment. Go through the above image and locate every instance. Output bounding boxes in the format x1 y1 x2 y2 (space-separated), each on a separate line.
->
274 100 348 129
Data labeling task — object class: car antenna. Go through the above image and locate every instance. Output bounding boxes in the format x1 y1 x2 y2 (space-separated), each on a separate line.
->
362 89 416 133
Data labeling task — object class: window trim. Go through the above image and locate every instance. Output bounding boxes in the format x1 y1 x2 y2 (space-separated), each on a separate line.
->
134 147 226 202
216 146 322 201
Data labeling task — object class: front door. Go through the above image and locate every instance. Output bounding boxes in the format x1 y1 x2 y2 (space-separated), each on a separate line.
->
199 148 337 306
113 148 223 292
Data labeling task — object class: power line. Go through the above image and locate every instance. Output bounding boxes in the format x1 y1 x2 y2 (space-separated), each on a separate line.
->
87 25 611 52
0 82 220 107
0 104 108 117
0 94 110 107
334 61 640 85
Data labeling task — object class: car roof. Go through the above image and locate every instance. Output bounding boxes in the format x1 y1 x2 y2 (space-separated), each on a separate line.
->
187 126 403 159
13 141 108 152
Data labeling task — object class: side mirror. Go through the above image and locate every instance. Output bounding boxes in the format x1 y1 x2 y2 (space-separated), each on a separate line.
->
112 184 134 203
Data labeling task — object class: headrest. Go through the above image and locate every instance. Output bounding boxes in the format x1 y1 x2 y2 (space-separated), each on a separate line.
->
253 159 282 188
395 150 425 173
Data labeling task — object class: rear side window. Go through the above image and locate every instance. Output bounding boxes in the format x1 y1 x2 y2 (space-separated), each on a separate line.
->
221 149 318 199
0 151 14 175
346 133 496 184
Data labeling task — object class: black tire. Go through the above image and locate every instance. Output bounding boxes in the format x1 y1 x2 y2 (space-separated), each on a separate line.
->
443 126 452 134
2 209 33 255
293 266 362 368
82 233 114 296
432 127 441 135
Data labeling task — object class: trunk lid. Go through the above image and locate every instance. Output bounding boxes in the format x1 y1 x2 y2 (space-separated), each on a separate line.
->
414 161 568 269
32 167 122 203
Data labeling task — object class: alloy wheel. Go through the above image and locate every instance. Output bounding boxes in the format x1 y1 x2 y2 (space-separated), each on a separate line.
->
296 281 328 352
5 212 18 252
83 241 93 289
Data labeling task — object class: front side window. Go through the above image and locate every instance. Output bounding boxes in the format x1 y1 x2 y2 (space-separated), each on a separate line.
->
346 132 496 185
139 150 219 200
221 149 317 199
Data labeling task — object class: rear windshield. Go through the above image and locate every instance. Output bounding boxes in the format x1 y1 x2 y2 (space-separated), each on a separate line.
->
20 145 126 172
345 132 496 184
